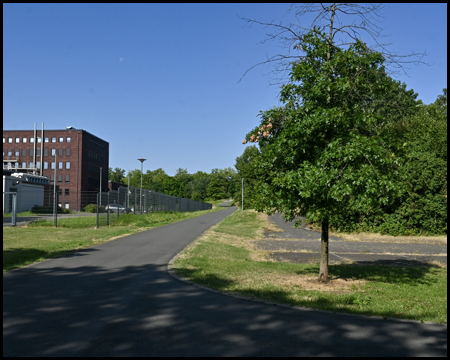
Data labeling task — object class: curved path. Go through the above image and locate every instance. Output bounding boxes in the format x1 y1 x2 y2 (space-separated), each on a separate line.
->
3 207 447 356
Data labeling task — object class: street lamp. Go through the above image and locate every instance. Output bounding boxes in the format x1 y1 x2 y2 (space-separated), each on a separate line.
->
137 158 146 214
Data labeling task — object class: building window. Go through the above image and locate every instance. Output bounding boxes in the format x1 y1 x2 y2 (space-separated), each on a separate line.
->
66 148 71 156
23 137 27 143
15 149 19 156
51 149 56 156
7 149 12 156
22 148 27 156
51 162 55 169
58 175 63 183
29 162 34 169
65 188 70 196
44 148 48 156
37 137 41 143
29 149 34 156
44 162 48 169
65 174 70 182
37 162 41 169
50 174 54 182
30 138 34 143
65 202 70 209
8 138 13 143
67 137 71 143
59 137 64 143
15 138 20 143
45 137 49 143
52 137 56 143
66 162 70 169
15 162 19 169
58 162 63 170
58 148 63 156
22 162 27 168
58 189 62 196
2 138 5 143
36 149 41 156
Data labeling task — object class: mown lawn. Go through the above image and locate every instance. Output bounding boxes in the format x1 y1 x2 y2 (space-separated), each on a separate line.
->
173 210 447 324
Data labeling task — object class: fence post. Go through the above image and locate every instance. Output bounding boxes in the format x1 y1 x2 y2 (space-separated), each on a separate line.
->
11 193 17 227
55 192 58 228
96 193 99 229
107 192 110 226
118 187 120 219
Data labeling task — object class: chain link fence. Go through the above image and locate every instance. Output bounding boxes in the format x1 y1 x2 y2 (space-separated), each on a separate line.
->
3 186 212 228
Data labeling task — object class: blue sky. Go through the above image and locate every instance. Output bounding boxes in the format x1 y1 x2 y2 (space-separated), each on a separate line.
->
3 3 447 176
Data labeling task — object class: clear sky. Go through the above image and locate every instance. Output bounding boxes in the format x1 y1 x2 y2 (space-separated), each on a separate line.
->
3 3 447 176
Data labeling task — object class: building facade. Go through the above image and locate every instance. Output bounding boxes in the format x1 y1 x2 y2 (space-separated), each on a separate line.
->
3 128 109 211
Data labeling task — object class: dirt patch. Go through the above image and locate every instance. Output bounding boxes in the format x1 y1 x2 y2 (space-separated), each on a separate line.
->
276 274 367 293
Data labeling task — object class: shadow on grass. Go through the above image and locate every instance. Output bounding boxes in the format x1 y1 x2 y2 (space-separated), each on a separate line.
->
173 268 236 290
3 247 100 272
292 262 442 286
175 265 444 320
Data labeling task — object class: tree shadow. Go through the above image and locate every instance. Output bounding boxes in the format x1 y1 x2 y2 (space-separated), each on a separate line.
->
4 261 447 357
293 262 442 286
3 247 100 272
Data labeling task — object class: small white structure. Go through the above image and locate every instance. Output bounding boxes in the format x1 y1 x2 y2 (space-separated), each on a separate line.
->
3 172 49 214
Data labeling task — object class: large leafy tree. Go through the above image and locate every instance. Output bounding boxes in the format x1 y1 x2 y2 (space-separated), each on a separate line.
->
244 31 419 282
232 145 262 208
108 167 126 183
191 171 211 201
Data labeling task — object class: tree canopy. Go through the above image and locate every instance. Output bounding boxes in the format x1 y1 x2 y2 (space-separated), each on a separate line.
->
243 31 421 281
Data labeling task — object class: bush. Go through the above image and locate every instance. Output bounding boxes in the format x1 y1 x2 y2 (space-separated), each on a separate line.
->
83 204 105 213
31 205 71 214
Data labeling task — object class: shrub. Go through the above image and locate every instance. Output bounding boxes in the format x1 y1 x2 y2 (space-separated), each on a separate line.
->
83 204 105 213
31 205 71 214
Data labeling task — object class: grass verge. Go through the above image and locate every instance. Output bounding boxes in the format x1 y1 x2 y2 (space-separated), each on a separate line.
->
3 204 225 272
173 210 447 324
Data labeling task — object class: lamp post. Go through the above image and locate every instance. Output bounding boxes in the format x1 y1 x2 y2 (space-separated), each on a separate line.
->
137 158 146 214
53 153 57 227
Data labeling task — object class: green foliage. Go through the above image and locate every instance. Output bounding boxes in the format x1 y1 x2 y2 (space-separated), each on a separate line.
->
31 205 71 214
83 204 105 213
108 167 126 183
245 32 420 231
232 145 263 208
207 174 228 200
327 90 447 235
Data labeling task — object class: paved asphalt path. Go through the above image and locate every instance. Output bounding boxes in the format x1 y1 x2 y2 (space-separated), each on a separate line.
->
3 206 447 357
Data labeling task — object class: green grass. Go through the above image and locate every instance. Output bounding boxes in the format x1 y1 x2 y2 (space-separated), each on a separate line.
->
3 207 225 272
3 210 42 217
173 210 447 324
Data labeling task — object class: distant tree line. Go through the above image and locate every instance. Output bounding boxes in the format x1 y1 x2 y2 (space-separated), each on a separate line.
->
108 166 239 203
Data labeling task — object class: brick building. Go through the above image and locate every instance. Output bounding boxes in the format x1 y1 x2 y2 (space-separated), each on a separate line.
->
3 127 109 211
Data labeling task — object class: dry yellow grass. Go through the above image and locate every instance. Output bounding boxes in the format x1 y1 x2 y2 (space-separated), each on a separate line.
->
331 231 447 245
263 214 446 245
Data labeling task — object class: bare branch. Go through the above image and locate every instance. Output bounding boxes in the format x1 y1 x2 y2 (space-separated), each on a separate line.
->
238 3 429 83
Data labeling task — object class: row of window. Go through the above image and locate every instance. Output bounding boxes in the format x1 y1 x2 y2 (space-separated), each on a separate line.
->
50 174 71 183
4 136 72 144
3 161 71 170
54 188 71 196
4 148 71 157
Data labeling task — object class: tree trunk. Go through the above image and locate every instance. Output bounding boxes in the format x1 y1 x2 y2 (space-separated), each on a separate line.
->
318 218 329 283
